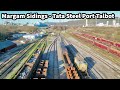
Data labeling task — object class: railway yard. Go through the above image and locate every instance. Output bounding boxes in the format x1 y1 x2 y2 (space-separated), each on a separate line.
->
0 28 120 79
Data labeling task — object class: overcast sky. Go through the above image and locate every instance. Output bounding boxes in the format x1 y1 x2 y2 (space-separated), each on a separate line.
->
0 11 120 24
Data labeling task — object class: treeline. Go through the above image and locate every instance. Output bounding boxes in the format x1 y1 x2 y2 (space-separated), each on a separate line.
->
0 25 38 41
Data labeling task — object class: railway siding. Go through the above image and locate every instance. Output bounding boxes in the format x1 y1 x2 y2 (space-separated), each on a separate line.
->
65 35 120 79
57 37 67 79
4 40 42 79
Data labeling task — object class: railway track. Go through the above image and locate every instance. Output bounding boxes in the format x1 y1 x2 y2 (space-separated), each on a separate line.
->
0 44 34 79
0 39 45 79
0 44 30 70
46 36 60 79
16 38 47 79
65 41 104 79
0 44 28 66
60 36 80 79
64 35 120 78
0 43 35 79
46 37 58 60
0 40 40 69
72 34 120 72
31 36 57 79
76 44 120 77
61 35 103 79
84 50 120 74
71 37 120 73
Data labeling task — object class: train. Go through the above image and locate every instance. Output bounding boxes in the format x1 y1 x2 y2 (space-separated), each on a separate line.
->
66 43 88 73
61 41 73 66
60 40 81 79
80 33 120 48
74 56 88 72
17 49 41 79
61 37 88 73
33 60 49 79
73 33 120 57
17 46 43 79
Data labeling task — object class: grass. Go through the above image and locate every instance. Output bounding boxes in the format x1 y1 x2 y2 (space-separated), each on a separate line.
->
4 41 42 79
64 32 120 66
76 27 120 42
14 39 47 79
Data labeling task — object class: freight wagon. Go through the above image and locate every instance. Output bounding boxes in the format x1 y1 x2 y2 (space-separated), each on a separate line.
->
73 33 120 57
109 48 120 57
80 33 116 46
34 60 49 79
61 41 73 66
115 43 120 48
66 43 88 73
94 42 108 50
17 48 41 79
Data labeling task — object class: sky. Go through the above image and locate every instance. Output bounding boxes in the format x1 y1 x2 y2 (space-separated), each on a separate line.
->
0 11 120 24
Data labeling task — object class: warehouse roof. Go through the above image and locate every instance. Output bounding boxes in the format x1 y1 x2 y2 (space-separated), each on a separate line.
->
0 40 16 50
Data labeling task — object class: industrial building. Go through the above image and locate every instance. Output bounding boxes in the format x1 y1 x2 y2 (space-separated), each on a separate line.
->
23 34 37 40
0 40 17 53
22 33 44 40
22 30 45 40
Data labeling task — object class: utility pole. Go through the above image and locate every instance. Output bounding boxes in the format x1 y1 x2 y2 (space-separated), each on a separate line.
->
85 19 88 27
118 17 120 26
96 18 97 26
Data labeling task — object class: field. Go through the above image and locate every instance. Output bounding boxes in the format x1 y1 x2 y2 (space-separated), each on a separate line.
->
51 26 120 42
75 27 120 42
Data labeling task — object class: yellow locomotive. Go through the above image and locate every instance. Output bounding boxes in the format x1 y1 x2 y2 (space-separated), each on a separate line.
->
74 56 88 73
